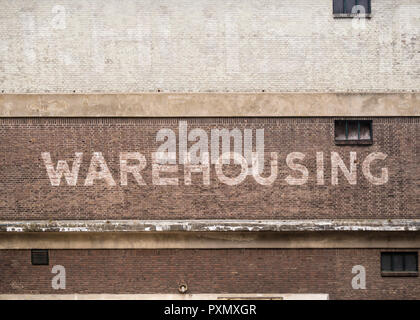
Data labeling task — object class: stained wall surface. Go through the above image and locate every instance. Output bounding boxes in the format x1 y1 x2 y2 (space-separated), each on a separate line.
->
0 0 419 93
1 248 420 300
0 117 418 220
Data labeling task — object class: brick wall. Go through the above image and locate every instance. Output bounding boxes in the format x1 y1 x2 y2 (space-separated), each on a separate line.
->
0 0 419 93
0 117 418 220
1 248 419 299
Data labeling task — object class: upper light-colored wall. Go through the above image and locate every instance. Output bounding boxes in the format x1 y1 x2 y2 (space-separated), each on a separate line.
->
0 0 419 93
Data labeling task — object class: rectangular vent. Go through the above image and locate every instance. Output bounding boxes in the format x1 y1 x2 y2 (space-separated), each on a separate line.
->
31 249 49 265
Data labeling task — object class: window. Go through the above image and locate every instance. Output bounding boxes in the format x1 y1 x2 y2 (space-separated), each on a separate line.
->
333 0 371 16
334 120 372 144
31 249 49 265
381 252 418 276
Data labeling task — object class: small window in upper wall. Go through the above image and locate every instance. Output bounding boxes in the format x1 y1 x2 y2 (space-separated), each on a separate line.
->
334 120 372 145
333 0 371 16
31 249 49 265
381 252 418 277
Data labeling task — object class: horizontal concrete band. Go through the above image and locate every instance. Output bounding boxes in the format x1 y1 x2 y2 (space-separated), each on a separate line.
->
0 93 419 117
0 293 329 300
1 220 420 249
2 219 420 233
2 231 420 249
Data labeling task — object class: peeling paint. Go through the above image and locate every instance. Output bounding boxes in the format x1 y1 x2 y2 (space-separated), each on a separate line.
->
58 227 89 232
1 219 420 233
6 227 23 232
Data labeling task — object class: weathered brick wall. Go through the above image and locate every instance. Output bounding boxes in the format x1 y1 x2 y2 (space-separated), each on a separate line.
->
1 248 419 299
0 117 418 220
0 0 419 93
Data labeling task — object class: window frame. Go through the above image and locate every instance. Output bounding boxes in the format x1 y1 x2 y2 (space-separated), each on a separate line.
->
333 0 372 18
381 252 419 277
334 119 373 145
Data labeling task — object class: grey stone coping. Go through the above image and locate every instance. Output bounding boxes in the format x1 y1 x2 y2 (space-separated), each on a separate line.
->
1 219 420 233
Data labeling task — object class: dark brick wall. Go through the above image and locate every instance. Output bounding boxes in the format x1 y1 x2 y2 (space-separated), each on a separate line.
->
0 117 418 220
1 248 419 299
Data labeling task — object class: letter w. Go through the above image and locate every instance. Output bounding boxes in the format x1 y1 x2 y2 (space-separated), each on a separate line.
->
41 152 83 186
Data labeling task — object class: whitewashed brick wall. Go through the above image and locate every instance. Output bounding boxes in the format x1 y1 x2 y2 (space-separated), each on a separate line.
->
0 0 419 93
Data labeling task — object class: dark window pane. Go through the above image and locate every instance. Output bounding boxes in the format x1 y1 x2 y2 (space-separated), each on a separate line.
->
345 0 357 14
31 249 49 265
392 254 404 271
359 121 372 140
405 254 418 272
357 0 371 14
335 120 347 140
347 121 358 140
335 120 373 143
381 253 392 271
333 0 344 14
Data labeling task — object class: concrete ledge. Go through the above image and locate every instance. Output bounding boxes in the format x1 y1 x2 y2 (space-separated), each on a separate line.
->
0 93 419 117
2 219 420 233
0 231 420 250
333 13 372 19
0 293 329 300
2 220 420 249
2 231 420 249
